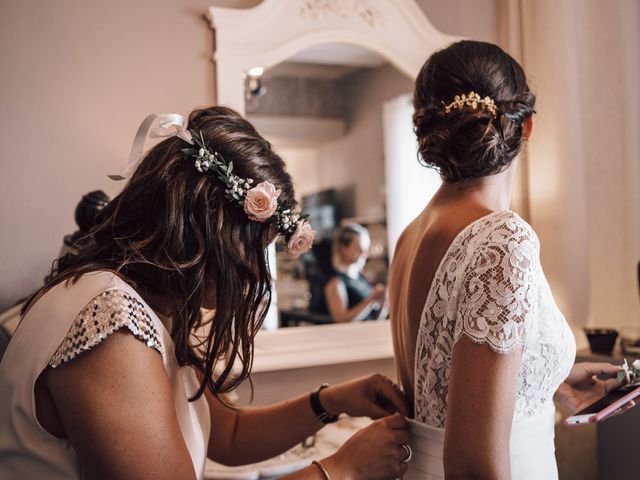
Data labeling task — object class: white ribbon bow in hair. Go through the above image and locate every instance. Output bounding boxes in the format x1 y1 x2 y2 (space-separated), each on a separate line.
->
108 113 194 181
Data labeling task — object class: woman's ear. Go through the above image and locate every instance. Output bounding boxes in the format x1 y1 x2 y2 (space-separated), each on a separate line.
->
523 116 535 141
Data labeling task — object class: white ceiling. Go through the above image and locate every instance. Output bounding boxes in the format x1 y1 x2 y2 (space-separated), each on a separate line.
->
265 43 387 79
288 43 387 67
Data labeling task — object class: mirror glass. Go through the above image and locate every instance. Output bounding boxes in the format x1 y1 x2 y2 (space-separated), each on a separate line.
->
244 43 417 328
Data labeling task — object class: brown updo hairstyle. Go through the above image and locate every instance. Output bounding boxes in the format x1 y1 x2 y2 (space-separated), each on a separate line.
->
413 40 536 182
27 106 295 400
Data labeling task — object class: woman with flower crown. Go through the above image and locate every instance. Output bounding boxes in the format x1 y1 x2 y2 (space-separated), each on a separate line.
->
0 106 413 479
388 40 621 479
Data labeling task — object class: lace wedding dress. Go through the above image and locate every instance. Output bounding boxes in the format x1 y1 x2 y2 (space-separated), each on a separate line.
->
405 211 576 479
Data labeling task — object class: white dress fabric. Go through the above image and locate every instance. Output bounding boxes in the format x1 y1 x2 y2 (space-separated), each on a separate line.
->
0 271 210 480
407 210 576 479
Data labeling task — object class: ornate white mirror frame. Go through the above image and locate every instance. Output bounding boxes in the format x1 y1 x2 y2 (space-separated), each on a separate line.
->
206 0 461 372
206 0 459 113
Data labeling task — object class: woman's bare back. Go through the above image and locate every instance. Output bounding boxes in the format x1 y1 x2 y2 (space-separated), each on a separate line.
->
389 199 494 413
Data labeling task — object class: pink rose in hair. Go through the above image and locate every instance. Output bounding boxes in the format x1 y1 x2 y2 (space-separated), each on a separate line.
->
244 181 281 222
286 222 315 259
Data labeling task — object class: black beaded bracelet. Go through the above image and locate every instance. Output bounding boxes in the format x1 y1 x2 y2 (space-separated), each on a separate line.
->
309 383 340 424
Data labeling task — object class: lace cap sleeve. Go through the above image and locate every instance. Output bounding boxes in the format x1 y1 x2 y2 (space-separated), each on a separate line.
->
454 214 539 354
49 289 164 368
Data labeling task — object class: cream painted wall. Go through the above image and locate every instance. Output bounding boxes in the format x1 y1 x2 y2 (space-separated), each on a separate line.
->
272 145 321 200
0 0 499 309
416 0 500 44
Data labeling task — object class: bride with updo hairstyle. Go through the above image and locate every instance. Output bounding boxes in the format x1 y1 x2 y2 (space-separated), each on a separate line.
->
389 40 621 479
0 106 412 480
412 40 536 182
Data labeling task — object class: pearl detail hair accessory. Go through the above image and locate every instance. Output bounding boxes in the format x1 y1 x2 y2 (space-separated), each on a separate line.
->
443 91 497 118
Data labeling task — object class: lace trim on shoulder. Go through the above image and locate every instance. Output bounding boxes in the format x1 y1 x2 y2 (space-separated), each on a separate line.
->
49 289 164 368
414 211 575 427
453 212 538 354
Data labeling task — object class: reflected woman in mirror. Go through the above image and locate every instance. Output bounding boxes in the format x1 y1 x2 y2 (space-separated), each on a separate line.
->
324 224 388 323
388 40 621 479
0 106 412 480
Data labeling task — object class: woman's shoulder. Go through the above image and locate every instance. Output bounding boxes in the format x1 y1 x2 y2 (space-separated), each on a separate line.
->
455 211 541 282
28 270 142 317
69 269 139 294
326 273 346 289
53 271 164 366
0 273 165 399
19 270 165 368
465 210 539 248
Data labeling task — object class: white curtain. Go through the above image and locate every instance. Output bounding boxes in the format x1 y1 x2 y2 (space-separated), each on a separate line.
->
501 0 640 335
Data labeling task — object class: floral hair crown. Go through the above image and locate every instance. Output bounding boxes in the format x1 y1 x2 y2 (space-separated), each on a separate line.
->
181 130 315 259
110 113 315 259
442 91 497 118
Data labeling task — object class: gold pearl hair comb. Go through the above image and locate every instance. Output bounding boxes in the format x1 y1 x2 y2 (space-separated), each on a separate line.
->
443 91 497 118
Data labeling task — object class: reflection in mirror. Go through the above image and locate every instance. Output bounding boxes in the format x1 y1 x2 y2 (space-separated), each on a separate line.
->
243 43 420 328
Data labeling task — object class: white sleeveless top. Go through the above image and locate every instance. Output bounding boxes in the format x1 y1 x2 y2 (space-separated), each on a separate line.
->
409 211 576 479
0 271 210 479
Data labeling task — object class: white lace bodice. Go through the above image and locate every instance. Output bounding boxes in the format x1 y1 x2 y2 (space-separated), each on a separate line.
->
414 211 576 428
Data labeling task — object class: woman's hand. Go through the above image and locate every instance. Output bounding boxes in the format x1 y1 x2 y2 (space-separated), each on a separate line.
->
322 413 410 480
370 284 386 302
321 374 409 419
368 284 387 312
554 362 622 412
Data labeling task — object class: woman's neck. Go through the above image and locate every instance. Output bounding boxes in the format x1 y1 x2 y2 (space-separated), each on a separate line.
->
435 161 518 212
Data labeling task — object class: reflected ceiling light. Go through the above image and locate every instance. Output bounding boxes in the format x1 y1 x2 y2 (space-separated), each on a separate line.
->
247 66 264 77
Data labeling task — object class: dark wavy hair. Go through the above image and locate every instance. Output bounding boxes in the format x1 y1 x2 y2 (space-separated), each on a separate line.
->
413 40 536 182
25 106 295 400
